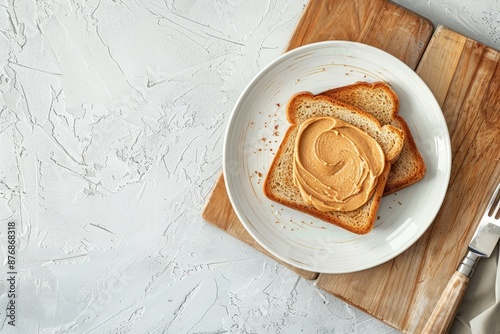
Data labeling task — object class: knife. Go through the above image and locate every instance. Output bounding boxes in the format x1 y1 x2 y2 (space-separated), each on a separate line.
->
422 182 500 334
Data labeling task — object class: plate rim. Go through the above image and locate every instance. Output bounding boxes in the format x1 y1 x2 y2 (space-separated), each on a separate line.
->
222 40 451 274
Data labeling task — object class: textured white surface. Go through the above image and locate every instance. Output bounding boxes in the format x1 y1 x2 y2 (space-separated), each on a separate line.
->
0 1 497 333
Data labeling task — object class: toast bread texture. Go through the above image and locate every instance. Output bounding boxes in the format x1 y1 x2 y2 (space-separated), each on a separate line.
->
321 82 426 195
263 92 404 234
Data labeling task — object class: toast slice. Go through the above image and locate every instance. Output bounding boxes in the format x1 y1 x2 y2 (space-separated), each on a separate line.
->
321 82 426 195
263 92 404 234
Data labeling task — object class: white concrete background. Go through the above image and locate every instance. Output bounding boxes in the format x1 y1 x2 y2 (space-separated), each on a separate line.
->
0 0 497 333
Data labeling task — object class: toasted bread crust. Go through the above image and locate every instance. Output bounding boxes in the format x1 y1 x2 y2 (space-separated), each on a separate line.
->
385 118 426 194
286 92 382 126
321 82 426 195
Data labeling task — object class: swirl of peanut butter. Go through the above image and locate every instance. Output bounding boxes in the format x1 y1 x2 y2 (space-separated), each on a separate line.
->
293 117 385 212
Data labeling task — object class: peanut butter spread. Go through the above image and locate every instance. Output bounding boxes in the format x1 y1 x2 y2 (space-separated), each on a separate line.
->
293 117 385 212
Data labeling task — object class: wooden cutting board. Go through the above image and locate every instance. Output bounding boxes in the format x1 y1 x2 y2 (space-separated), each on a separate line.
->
202 0 500 333
316 26 500 333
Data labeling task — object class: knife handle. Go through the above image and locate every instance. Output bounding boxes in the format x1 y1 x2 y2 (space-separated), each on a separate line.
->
421 271 469 334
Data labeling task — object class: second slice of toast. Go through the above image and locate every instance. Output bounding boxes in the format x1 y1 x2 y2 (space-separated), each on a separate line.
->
321 82 426 195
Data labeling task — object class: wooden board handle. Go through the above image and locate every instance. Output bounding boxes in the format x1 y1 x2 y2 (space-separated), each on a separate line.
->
422 271 469 334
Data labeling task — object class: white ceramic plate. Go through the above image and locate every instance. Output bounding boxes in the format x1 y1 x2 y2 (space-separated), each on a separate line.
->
223 41 451 274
